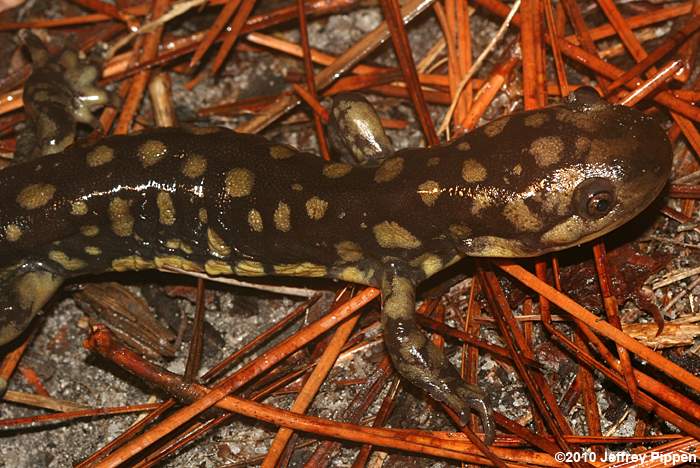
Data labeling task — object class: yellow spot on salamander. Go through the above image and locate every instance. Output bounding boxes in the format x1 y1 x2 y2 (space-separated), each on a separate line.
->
524 113 549 128
86 145 114 167
503 198 543 232
537 188 572 216
374 157 404 183
273 202 291 232
512 164 523 176
71 201 88 216
157 191 176 225
48 250 87 271
166 239 193 254
80 225 99 237
417 180 440 207
456 141 471 151
154 256 202 272
84 246 101 256
322 162 352 179
235 260 266 276
207 228 231 257
198 208 208 224
274 262 327 277
205 260 233 275
462 159 487 183
225 168 254 197
483 116 509 137
17 183 56 210
153 255 203 273
305 197 328 220
411 253 443 277
112 256 155 271
109 197 134 237
426 157 440 167
335 241 363 262
269 145 295 160
587 137 638 164
182 154 207 178
139 140 167 167
373 221 421 249
5 224 22 242
530 136 564 167
555 108 599 131
337 266 373 284
291 183 303 191
248 209 263 232
449 224 471 238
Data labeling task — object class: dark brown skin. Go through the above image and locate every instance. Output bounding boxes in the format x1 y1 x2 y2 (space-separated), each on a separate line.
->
0 47 672 445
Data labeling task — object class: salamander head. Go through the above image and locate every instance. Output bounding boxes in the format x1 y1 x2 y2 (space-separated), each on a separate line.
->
443 87 672 257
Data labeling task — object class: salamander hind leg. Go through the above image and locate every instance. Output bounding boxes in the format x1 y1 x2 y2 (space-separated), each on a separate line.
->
381 269 495 443
0 262 64 345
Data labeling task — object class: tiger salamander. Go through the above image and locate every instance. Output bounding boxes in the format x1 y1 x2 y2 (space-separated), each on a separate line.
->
0 39 672 443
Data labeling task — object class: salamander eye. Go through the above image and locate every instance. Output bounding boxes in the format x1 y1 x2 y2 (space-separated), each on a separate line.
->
586 191 614 217
574 177 616 219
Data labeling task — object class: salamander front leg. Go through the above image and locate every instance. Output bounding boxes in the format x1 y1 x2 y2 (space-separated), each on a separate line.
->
381 271 495 443
0 263 64 345
328 93 394 166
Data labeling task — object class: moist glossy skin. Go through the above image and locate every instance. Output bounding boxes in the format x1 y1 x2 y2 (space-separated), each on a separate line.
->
0 74 672 443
